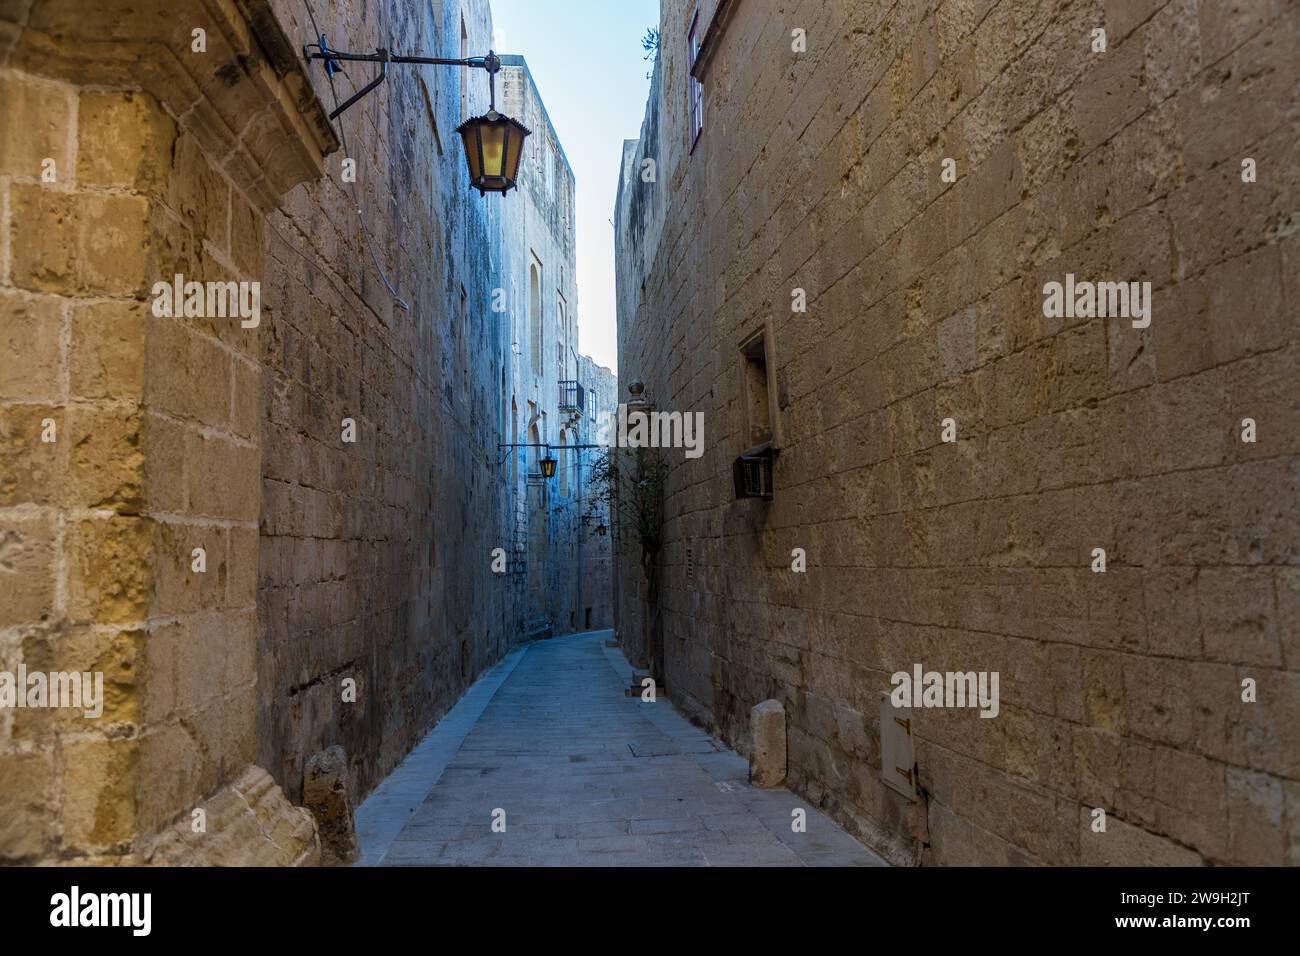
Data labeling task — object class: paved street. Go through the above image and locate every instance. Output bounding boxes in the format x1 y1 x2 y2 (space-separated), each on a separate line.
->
355 631 885 866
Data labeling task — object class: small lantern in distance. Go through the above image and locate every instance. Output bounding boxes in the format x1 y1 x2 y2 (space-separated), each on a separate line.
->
595 523 608 536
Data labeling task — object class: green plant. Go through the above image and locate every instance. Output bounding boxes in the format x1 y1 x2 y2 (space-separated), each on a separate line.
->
584 447 666 572
641 26 660 79
641 27 660 60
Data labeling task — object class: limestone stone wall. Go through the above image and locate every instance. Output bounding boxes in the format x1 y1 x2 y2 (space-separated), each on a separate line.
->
255 0 521 806
1 0 334 863
615 0 1299 865
1 0 523 863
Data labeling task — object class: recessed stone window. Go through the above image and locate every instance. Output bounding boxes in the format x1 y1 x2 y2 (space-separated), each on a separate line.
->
739 325 779 453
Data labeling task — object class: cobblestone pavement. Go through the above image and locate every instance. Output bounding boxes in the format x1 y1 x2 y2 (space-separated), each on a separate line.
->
355 631 886 866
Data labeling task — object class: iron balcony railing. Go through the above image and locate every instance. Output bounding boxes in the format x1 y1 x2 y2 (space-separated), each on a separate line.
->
558 379 585 414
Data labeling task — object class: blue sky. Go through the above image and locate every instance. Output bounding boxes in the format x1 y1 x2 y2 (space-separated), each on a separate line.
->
490 0 660 372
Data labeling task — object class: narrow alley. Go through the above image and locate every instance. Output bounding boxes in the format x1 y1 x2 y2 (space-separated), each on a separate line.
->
357 632 883 866
2 0 1297 911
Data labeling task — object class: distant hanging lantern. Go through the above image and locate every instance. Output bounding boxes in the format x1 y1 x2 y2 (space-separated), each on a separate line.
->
595 523 608 536
539 452 558 479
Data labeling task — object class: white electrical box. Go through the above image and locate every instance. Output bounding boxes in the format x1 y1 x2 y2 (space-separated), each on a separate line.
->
880 691 917 800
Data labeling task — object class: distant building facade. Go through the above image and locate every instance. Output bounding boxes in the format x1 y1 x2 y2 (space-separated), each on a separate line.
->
577 354 617 630
497 57 610 638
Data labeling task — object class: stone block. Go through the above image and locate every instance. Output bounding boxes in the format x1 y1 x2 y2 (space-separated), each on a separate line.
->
150 520 227 617
64 516 153 625
1079 808 1204 866
230 357 260 440
1206 243 1288 364
1286 780 1300 865
64 402 144 511
61 736 137 851
749 698 787 788
175 612 239 716
165 132 229 252
222 609 258 695
0 749 56 861
143 315 232 428
229 191 263 276
227 525 259 607
1198 568 1282 667
78 191 151 295
0 290 63 401
303 745 359 865
1225 768 1284 865
9 184 78 293
140 410 189 513
185 430 259 522
0 403 64 506
0 71 71 178
0 510 56 627
134 721 205 836
77 89 175 191
145 194 201 281
69 299 147 400
1277 568 1300 670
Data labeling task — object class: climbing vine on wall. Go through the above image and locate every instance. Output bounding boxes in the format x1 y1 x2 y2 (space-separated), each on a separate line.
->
584 447 666 574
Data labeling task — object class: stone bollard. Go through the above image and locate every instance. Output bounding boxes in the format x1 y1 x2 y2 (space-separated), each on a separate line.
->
303 746 359 866
749 699 787 788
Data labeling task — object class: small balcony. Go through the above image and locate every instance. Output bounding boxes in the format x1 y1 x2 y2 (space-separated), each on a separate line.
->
559 379 585 414
733 445 776 500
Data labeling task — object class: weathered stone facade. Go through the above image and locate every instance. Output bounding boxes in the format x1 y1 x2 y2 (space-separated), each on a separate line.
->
498 57 607 639
615 0 1299 865
0 0 532 863
578 353 617 631
1 0 337 865
255 0 519 807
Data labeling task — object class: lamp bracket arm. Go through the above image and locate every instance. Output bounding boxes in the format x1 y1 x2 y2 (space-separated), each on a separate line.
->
314 45 390 120
496 441 552 466
303 35 504 88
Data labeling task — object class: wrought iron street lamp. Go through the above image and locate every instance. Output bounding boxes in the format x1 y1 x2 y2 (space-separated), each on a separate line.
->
457 105 530 196
304 37 530 195
498 440 611 476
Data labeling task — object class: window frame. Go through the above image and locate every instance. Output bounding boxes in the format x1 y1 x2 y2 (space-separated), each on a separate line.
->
687 8 704 151
738 322 782 455
528 257 543 374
